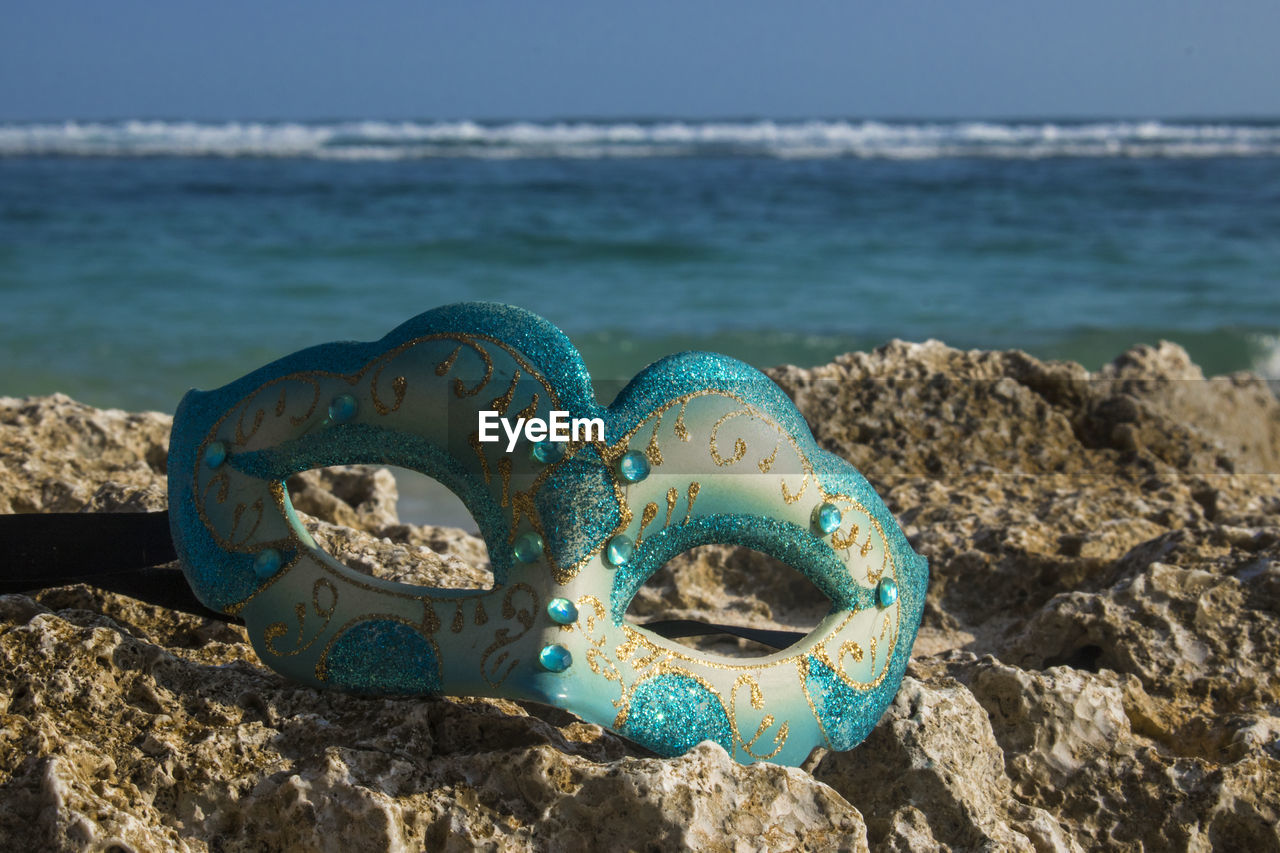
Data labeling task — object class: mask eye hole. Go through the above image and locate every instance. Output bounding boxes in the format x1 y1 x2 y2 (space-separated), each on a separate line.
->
624 544 830 659
285 465 493 590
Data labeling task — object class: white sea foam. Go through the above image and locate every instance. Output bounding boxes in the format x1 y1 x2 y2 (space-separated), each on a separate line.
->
2 119 1279 160
1250 333 1280 381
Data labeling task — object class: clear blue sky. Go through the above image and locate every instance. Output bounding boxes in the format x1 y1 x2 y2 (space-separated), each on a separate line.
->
2 0 1277 120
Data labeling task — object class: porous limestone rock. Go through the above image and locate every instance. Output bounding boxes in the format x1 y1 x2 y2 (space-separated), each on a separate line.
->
0 393 170 514
0 592 866 852
287 465 402 533
808 673 1080 852
2 337 1279 851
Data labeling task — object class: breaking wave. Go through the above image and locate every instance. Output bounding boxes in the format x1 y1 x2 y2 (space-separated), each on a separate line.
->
3 118 1280 160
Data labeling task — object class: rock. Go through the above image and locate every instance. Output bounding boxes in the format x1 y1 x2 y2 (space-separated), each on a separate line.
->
810 673 1080 851
304 517 494 590
623 544 830 656
1097 342 1280 475
0 595 865 851
2 337 1279 850
0 393 170 514
952 656 1280 850
287 465 402 533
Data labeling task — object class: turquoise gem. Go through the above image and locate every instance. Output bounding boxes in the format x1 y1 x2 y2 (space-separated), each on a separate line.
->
616 450 650 483
531 440 565 464
204 441 227 469
328 394 358 424
539 643 572 672
546 597 578 625
604 534 633 568
513 531 545 564
877 576 899 608
812 502 842 536
254 548 282 580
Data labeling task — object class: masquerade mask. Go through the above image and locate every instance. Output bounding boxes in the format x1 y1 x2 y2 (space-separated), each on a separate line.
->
2 302 927 766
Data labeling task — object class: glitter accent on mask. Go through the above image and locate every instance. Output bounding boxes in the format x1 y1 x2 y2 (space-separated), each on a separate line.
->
803 653 902 751
621 673 734 757
533 446 619 570
322 619 441 695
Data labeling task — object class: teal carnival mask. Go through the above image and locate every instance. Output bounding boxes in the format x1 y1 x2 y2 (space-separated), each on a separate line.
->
10 302 929 766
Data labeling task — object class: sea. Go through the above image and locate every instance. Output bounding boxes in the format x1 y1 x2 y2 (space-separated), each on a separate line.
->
2 117 1278 524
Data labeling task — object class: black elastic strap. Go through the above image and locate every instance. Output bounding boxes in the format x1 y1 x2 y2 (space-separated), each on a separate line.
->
0 510 176 580
0 511 228 621
1 512 806 645
641 619 806 651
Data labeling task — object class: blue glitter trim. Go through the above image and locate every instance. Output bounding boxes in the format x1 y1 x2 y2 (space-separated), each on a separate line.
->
802 653 895 750
533 446 620 571
621 673 734 757
169 395 255 609
802 550 928 752
606 351 814 447
323 619 441 695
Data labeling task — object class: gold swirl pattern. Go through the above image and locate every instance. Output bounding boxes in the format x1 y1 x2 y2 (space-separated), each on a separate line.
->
480 583 539 687
732 674 789 760
369 351 408 415
709 410 751 466
645 417 664 466
635 502 659 546
264 577 338 657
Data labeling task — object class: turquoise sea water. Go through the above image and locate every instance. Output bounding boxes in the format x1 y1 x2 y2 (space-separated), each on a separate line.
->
2 118 1280 418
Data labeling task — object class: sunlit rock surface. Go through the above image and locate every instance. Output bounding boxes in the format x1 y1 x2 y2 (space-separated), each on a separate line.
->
2 339 1278 850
